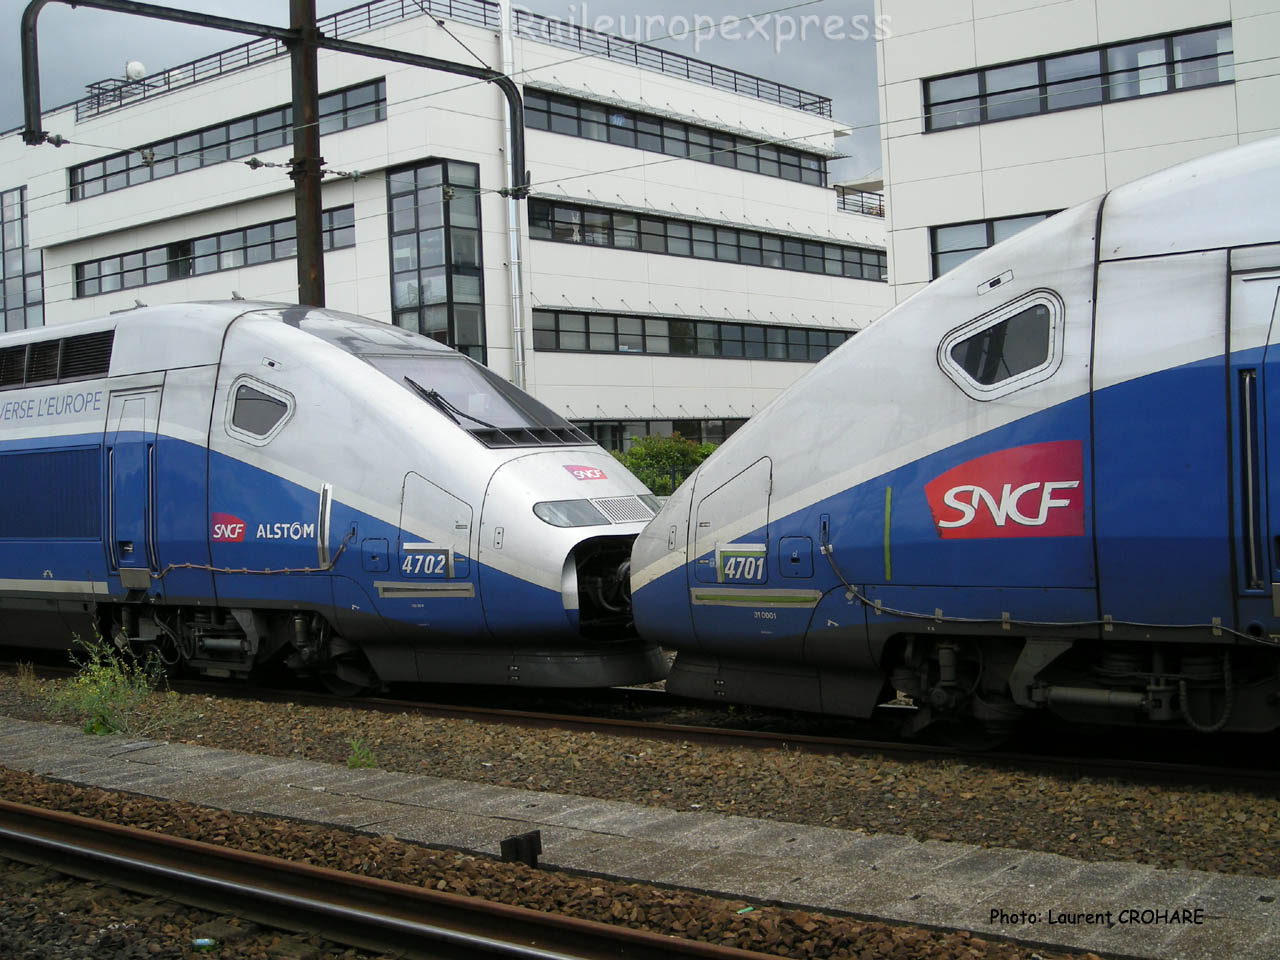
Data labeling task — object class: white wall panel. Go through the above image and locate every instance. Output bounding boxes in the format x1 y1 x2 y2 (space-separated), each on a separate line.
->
980 153 1107 215
878 0 974 40
1096 0 1231 43
1103 136 1240 190
888 125 982 183
881 22 977 85
974 0 1099 64
978 107 1104 170
889 172 985 230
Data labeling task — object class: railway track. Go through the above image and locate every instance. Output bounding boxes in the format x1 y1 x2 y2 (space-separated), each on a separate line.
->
328 690 1280 791
5 657 1277 789
0 798 784 960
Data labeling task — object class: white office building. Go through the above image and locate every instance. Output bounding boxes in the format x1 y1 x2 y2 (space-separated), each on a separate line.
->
0 0 891 449
875 0 1280 303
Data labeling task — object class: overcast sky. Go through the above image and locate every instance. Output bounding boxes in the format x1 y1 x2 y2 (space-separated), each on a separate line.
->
0 0 881 180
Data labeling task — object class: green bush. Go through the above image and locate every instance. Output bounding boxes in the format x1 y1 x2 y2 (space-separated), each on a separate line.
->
613 433 717 496
49 633 185 736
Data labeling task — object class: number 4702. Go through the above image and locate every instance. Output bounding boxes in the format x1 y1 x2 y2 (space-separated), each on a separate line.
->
402 553 447 576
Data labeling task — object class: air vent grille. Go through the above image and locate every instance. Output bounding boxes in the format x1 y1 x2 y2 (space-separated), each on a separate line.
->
60 331 115 381
591 496 656 524
0 329 114 391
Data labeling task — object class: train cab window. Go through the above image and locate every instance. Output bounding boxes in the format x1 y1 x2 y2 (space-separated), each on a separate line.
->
939 291 1064 400
226 378 293 444
951 305 1050 384
364 353 592 447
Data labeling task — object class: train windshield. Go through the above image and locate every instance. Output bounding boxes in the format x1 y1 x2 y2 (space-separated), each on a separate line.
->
364 354 592 447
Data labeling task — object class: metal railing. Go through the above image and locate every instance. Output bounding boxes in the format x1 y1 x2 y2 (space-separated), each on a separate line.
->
76 0 499 121
513 10 832 117
837 189 884 217
73 0 832 122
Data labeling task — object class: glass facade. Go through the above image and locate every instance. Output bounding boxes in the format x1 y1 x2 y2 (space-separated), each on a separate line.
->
1 188 43 330
74 207 354 297
525 88 828 186
533 309 852 362
925 26 1232 131
530 199 887 281
387 160 486 362
69 80 386 200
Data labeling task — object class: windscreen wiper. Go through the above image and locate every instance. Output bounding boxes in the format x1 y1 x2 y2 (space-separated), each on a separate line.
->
404 377 501 431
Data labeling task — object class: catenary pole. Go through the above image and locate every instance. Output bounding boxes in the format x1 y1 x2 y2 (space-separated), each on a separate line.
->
289 0 325 306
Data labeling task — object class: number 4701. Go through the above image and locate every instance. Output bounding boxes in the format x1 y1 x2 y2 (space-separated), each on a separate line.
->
403 553 447 575
722 555 764 580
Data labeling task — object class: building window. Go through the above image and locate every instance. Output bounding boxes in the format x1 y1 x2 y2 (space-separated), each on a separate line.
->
525 89 829 187
533 310 852 362
930 212 1058 277
529 199 886 281
387 160 486 363
0 188 43 330
924 25 1232 131
69 80 386 200
73 206 354 297
574 418 749 452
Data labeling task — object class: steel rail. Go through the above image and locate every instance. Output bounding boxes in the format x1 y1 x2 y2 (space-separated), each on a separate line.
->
0 799 784 960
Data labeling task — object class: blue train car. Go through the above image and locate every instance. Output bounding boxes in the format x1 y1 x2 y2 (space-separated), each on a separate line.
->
632 136 1280 737
0 302 665 690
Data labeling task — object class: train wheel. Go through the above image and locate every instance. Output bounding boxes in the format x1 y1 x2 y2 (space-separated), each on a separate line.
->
319 636 380 697
933 719 1011 751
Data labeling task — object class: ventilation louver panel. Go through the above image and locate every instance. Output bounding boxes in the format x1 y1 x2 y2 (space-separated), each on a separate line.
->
591 496 656 524
59 331 115 381
25 341 61 384
0 329 115 390
0 347 24 388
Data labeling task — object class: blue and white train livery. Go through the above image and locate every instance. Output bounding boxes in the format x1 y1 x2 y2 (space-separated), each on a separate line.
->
631 136 1280 737
0 302 666 690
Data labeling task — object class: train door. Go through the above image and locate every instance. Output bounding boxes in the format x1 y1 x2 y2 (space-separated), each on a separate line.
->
104 388 161 595
1093 252 1232 629
1230 260 1280 628
686 457 810 655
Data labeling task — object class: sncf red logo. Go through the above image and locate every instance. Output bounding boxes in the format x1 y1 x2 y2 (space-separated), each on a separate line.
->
924 441 1084 539
564 464 607 481
211 513 246 542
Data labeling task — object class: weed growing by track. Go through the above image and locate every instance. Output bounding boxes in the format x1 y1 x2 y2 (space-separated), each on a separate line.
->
48 634 189 736
347 738 378 769
14 662 40 698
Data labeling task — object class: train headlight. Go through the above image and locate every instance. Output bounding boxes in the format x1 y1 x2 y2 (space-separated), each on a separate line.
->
533 499 609 527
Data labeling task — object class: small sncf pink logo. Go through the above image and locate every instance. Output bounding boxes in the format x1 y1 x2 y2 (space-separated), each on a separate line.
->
564 464 607 481
211 513 247 542
924 441 1084 539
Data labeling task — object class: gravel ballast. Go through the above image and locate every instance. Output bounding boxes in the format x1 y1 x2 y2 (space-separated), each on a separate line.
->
0 672 1276 881
0 767 1085 960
